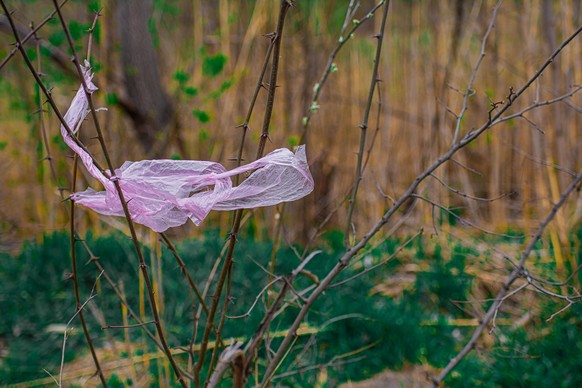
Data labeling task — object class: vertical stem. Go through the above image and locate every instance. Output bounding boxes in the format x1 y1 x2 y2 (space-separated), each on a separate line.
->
345 0 391 247
255 1 291 159
194 1 292 385
70 157 108 387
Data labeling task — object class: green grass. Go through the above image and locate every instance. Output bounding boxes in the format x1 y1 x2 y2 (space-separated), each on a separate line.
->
0 228 581 386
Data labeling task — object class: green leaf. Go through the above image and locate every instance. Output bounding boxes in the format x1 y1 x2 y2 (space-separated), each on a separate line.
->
202 53 227 77
287 135 300 147
193 109 210 123
105 93 119 105
199 129 209 142
209 79 234 99
182 86 198 97
48 31 65 47
170 153 181 160
0 141 7 151
68 21 84 41
173 70 190 84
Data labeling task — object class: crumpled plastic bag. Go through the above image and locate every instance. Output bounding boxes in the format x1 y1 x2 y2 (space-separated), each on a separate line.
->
62 62 314 232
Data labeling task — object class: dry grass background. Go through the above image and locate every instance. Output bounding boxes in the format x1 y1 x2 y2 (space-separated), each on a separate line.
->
0 0 581 247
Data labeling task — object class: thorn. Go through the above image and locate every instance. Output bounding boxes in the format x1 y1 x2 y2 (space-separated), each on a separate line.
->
262 32 276 40
227 231 239 242
86 256 100 265
372 33 381 39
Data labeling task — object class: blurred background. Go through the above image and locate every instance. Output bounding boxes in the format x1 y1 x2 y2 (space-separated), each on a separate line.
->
1 0 580 246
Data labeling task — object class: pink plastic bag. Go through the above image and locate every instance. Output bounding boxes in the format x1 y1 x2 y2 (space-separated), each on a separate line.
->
62 62 314 232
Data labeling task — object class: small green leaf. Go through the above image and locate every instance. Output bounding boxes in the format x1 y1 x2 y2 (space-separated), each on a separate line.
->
51 134 68 152
173 70 190 84
193 109 210 123
49 31 65 47
170 153 181 160
68 21 84 41
182 86 198 97
209 79 234 99
105 92 118 105
199 129 209 142
287 135 300 147
202 53 227 77
0 141 7 151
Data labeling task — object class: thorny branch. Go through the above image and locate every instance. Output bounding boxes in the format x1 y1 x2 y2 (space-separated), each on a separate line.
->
344 0 391 248
299 0 386 142
432 170 582 386
195 1 292 385
451 1 502 145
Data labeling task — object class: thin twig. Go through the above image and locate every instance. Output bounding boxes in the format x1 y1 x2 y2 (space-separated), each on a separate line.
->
65 13 107 385
0 0 70 71
433 171 582 386
412 194 522 238
329 230 422 288
102 320 157 329
430 173 510 202
299 0 386 142
452 1 502 144
58 272 103 387
491 84 582 126
228 277 283 319
344 0 391 248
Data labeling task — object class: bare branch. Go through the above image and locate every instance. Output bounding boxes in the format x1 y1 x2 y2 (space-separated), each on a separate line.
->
452 1 502 144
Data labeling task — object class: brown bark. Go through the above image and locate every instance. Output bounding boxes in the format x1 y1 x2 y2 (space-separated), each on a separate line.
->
116 0 173 153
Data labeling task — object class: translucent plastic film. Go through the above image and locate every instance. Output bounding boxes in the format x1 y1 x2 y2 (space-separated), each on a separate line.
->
62 63 314 232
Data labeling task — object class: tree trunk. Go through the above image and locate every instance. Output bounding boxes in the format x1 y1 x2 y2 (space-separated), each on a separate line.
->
116 0 172 153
